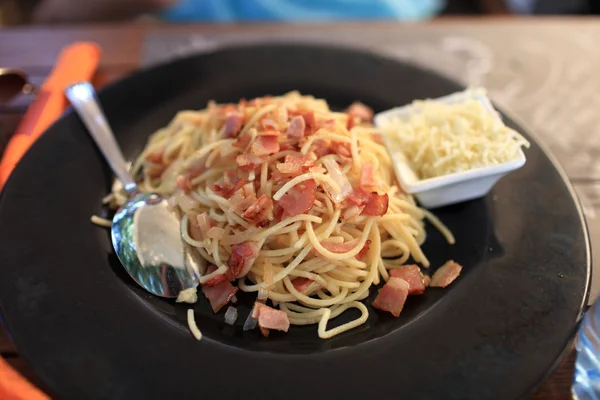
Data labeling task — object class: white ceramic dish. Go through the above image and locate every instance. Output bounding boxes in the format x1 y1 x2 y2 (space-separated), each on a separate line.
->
374 88 527 209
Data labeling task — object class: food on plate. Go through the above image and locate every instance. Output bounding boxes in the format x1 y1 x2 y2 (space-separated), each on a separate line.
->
187 309 202 340
380 92 530 180
224 306 238 325
106 92 460 339
430 260 463 288
176 287 198 304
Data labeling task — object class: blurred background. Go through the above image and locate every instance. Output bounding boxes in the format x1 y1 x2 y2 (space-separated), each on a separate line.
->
1 0 600 26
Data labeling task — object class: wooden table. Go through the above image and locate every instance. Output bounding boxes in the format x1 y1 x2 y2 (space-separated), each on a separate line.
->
0 19 593 399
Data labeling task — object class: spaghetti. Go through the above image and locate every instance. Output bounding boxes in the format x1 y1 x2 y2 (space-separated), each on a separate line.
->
110 92 454 339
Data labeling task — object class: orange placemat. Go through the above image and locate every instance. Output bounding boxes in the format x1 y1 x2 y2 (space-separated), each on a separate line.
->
0 358 49 400
0 41 101 399
0 42 101 189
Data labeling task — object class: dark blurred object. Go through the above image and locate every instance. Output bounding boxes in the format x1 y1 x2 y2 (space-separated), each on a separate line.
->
444 0 484 14
2 0 171 24
443 0 510 14
534 0 592 14
0 0 23 25
3 0 36 24
32 0 173 24
0 69 31 105
444 0 600 14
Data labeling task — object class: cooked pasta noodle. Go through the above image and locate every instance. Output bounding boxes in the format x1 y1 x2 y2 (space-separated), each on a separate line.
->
110 92 453 338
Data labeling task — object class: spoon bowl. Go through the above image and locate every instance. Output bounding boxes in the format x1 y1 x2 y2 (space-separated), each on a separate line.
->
66 82 201 298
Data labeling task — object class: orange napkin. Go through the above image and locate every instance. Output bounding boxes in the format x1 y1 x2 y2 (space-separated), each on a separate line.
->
0 42 102 189
0 358 49 400
0 41 102 399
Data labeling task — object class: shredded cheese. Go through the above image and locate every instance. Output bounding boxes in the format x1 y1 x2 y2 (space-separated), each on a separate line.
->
382 97 530 179
176 287 198 304
187 309 202 340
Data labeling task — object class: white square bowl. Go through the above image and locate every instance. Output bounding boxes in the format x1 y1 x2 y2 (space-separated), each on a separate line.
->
374 88 527 209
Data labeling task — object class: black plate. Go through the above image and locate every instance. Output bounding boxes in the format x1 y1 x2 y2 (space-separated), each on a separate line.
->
0 44 590 400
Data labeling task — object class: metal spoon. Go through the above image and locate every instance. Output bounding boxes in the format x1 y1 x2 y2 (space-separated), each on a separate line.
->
65 82 202 298
0 68 34 104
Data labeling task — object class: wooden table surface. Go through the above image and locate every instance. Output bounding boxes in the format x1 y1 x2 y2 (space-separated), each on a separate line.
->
0 19 591 399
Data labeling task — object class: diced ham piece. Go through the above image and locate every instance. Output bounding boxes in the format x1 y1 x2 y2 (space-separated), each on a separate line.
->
278 179 317 219
269 171 289 183
288 110 316 135
279 142 295 151
313 146 335 159
229 182 258 215
371 277 409 317
370 132 385 145
176 154 209 191
235 153 263 171
252 302 290 337
224 111 244 138
260 118 279 131
300 111 316 135
430 260 463 288
423 275 431 287
203 265 228 287
362 193 389 216
335 142 353 162
242 194 274 226
212 176 248 199
251 136 280 156
225 241 260 280
218 103 236 115
273 204 284 221
145 162 166 178
356 240 371 260
146 147 165 163
258 129 280 137
202 266 238 313
321 239 370 259
176 175 191 192
291 277 315 293
233 129 253 148
321 239 359 254
250 303 260 317
276 154 314 175
308 165 326 175
347 102 374 129
202 282 238 313
347 189 389 216
347 102 374 122
318 119 336 130
360 163 376 191
259 326 270 338
224 169 238 184
347 189 370 207
286 115 306 138
390 265 426 295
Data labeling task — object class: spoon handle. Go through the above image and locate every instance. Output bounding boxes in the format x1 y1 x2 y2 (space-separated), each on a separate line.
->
65 82 137 194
